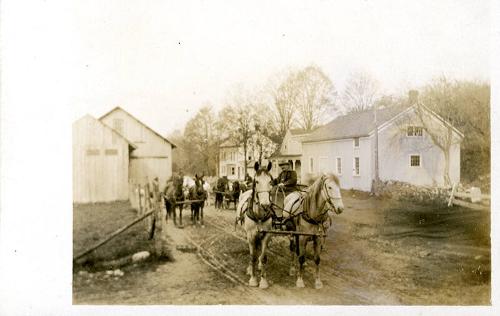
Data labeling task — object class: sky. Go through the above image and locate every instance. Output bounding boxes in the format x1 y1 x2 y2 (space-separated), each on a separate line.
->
70 0 490 137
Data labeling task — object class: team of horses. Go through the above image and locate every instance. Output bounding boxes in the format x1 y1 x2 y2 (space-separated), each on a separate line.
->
236 161 345 289
163 161 345 289
164 174 208 227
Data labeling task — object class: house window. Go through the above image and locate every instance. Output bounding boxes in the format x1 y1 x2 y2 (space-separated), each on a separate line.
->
309 157 314 173
353 157 360 176
410 155 421 167
336 157 342 175
407 126 423 137
86 149 100 156
105 149 118 155
354 137 360 148
231 167 235 175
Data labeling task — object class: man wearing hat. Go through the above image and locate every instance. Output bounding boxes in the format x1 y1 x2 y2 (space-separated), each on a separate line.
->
272 160 297 219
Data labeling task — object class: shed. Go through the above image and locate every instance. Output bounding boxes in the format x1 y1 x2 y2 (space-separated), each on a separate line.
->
99 107 176 188
73 115 136 203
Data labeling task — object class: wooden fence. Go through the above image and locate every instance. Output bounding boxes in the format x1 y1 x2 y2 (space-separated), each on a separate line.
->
447 183 490 211
73 183 169 263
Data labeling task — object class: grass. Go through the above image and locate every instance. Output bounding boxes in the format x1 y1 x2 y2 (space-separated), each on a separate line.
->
73 201 156 270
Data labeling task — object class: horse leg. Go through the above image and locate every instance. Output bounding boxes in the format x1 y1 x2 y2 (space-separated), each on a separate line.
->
172 204 177 226
289 237 297 276
296 236 307 288
313 236 323 289
258 233 271 289
247 235 258 287
190 205 194 224
200 204 204 227
179 205 183 226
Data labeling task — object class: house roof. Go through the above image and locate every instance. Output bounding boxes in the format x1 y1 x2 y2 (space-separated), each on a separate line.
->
76 114 137 150
289 128 312 136
302 105 409 143
99 106 176 148
219 140 240 148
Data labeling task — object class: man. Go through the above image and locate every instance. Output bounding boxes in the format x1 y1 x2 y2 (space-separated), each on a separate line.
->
272 160 297 218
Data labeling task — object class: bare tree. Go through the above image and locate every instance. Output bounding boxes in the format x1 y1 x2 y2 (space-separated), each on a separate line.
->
341 71 379 113
294 65 337 131
184 105 218 175
390 85 463 187
266 70 300 139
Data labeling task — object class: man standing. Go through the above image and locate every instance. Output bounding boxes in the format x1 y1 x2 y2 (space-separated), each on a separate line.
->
273 160 297 218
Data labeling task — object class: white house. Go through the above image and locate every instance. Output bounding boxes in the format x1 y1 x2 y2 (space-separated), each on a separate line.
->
73 115 136 203
218 140 255 181
301 99 463 191
269 128 313 181
100 107 176 187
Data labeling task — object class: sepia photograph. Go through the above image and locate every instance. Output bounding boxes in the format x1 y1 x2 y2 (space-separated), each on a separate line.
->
69 0 491 306
1 0 497 314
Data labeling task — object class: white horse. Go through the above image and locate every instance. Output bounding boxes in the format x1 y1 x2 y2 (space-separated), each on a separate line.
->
284 173 344 289
236 161 274 289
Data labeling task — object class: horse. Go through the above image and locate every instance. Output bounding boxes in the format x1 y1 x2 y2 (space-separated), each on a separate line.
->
189 174 207 227
215 177 228 210
164 175 186 226
283 173 344 289
236 161 274 288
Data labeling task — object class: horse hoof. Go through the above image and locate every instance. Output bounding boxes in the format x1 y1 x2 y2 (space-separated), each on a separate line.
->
315 280 323 289
289 267 296 276
249 277 258 287
259 278 269 289
296 278 305 288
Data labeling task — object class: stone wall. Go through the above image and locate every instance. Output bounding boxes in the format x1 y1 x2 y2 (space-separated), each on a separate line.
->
376 180 450 206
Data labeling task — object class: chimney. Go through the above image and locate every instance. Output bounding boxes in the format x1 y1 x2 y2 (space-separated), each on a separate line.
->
408 90 419 105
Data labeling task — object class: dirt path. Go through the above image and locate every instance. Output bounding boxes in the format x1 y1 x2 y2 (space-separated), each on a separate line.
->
73 195 490 305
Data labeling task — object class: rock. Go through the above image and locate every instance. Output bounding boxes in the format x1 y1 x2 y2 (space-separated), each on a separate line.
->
88 273 94 278
113 269 124 276
418 250 430 258
132 251 151 262
78 270 88 276
474 255 483 260
106 270 114 275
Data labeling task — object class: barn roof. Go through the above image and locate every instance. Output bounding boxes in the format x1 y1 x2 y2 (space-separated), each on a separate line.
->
75 114 137 150
302 105 409 143
99 106 176 148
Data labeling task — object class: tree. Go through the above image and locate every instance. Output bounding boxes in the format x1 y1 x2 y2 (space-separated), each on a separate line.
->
294 65 337 131
389 77 490 186
341 71 379 113
266 70 301 140
419 77 490 182
183 105 218 175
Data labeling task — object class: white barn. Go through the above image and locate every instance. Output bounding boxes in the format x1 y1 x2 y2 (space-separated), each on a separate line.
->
100 107 176 188
73 115 136 203
301 102 463 191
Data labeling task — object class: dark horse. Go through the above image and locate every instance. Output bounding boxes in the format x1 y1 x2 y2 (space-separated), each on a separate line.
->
189 174 207 227
164 175 185 226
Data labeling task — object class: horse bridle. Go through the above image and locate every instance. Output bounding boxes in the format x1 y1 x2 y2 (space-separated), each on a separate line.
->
320 175 342 215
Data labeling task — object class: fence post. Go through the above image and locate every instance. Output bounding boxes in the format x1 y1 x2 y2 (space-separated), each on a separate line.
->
447 183 457 207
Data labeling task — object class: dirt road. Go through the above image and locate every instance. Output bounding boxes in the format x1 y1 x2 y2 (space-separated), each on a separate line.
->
73 195 490 305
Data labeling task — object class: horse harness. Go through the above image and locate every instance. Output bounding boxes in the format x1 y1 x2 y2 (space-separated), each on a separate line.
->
294 176 338 226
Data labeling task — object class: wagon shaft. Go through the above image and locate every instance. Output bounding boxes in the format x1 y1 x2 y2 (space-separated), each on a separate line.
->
258 228 326 237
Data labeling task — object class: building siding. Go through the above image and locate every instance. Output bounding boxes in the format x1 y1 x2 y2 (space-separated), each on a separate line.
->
302 137 372 191
376 108 462 186
100 109 173 187
73 115 129 203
